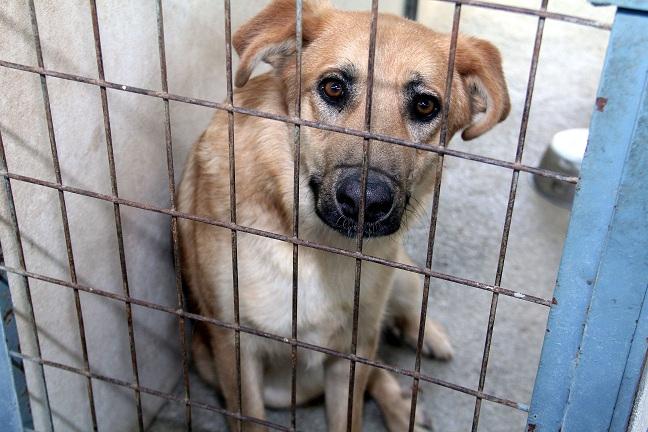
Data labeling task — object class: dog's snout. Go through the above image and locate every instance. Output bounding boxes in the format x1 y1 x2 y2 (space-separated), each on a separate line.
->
336 171 395 224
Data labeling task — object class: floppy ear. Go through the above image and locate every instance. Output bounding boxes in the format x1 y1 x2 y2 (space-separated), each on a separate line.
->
232 0 330 88
455 36 511 140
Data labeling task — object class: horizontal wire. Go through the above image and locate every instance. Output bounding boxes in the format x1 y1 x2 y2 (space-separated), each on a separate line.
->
8 351 291 432
0 59 578 185
0 264 530 413
1 1 604 428
0 170 553 307
432 0 611 30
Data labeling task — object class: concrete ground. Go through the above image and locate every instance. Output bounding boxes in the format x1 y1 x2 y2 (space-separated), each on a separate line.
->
148 1 614 431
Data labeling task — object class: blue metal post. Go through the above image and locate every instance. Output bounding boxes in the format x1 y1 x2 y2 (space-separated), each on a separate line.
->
0 299 23 431
528 2 648 431
1 271 31 431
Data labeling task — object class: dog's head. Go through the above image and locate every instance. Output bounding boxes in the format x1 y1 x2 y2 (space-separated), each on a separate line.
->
234 0 510 238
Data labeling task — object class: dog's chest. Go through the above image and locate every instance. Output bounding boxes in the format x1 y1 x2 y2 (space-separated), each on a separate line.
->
235 236 383 350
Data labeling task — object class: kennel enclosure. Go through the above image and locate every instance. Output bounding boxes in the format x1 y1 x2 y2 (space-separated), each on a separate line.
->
1 0 647 431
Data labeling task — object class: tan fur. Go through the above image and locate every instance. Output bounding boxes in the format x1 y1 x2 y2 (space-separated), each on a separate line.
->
177 1 509 430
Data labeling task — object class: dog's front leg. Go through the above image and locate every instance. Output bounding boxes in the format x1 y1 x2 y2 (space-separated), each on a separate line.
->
210 329 266 432
325 337 378 432
389 247 454 360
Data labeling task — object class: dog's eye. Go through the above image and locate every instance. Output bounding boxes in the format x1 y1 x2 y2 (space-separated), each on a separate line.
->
324 80 344 98
411 94 440 121
319 78 347 105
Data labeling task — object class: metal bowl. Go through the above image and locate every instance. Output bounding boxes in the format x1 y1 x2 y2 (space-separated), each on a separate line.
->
534 128 588 207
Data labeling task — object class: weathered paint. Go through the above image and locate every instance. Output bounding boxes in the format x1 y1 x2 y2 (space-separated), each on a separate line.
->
590 0 648 12
528 4 648 431
561 47 648 431
601 25 648 427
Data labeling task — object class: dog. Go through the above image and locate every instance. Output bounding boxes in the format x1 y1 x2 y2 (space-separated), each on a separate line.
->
177 1 510 430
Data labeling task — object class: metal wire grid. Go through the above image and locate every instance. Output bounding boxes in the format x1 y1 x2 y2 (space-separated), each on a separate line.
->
0 0 611 431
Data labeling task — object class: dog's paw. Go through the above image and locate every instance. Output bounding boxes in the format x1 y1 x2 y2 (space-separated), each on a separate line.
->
412 408 434 432
385 391 434 432
404 319 454 361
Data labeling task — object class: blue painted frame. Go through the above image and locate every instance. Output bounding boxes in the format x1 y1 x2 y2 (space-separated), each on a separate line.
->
528 3 648 431
0 277 23 431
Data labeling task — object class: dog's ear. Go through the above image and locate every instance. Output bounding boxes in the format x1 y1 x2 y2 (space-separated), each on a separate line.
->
233 0 330 88
455 36 511 140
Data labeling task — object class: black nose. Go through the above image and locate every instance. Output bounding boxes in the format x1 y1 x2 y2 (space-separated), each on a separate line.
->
336 171 395 224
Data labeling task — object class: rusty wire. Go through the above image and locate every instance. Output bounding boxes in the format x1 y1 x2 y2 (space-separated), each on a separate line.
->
155 0 192 429
0 58 579 186
0 169 554 307
222 1 244 430
0 264 530 415
0 130 54 430
434 0 611 30
28 0 94 429
88 0 144 428
470 1 550 430
0 0 612 431
345 0 380 430
8 350 292 432
408 4 462 430
290 1 304 430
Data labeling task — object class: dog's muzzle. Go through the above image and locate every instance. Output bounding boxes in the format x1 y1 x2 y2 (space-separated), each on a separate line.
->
311 167 404 238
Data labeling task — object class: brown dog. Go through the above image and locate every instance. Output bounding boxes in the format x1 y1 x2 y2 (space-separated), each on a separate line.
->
177 1 509 430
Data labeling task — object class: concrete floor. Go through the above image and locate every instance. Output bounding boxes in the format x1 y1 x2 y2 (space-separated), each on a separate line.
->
149 1 614 431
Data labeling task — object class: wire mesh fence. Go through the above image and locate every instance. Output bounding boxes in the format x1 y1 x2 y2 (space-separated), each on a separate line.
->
0 0 612 431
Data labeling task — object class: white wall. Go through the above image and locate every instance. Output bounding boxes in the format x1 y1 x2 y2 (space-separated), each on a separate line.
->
0 1 402 430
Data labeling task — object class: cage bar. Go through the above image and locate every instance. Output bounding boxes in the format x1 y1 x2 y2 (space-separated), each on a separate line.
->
154 0 192 430
0 132 54 431
0 263 530 414
0 170 553 307
435 0 610 29
290 1 304 430
470 1 549 429
87 0 144 429
222 1 244 429
0 59 580 185
407 4 462 430
346 1 379 429
0 0 618 430
27 0 98 429
9 350 291 432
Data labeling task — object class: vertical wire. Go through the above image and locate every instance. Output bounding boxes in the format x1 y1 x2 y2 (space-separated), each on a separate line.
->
154 0 192 430
0 130 54 431
407 5 462 431
88 1 143 429
346 1 379 431
27 0 97 429
223 1 243 429
290 1 303 430
470 1 549 430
